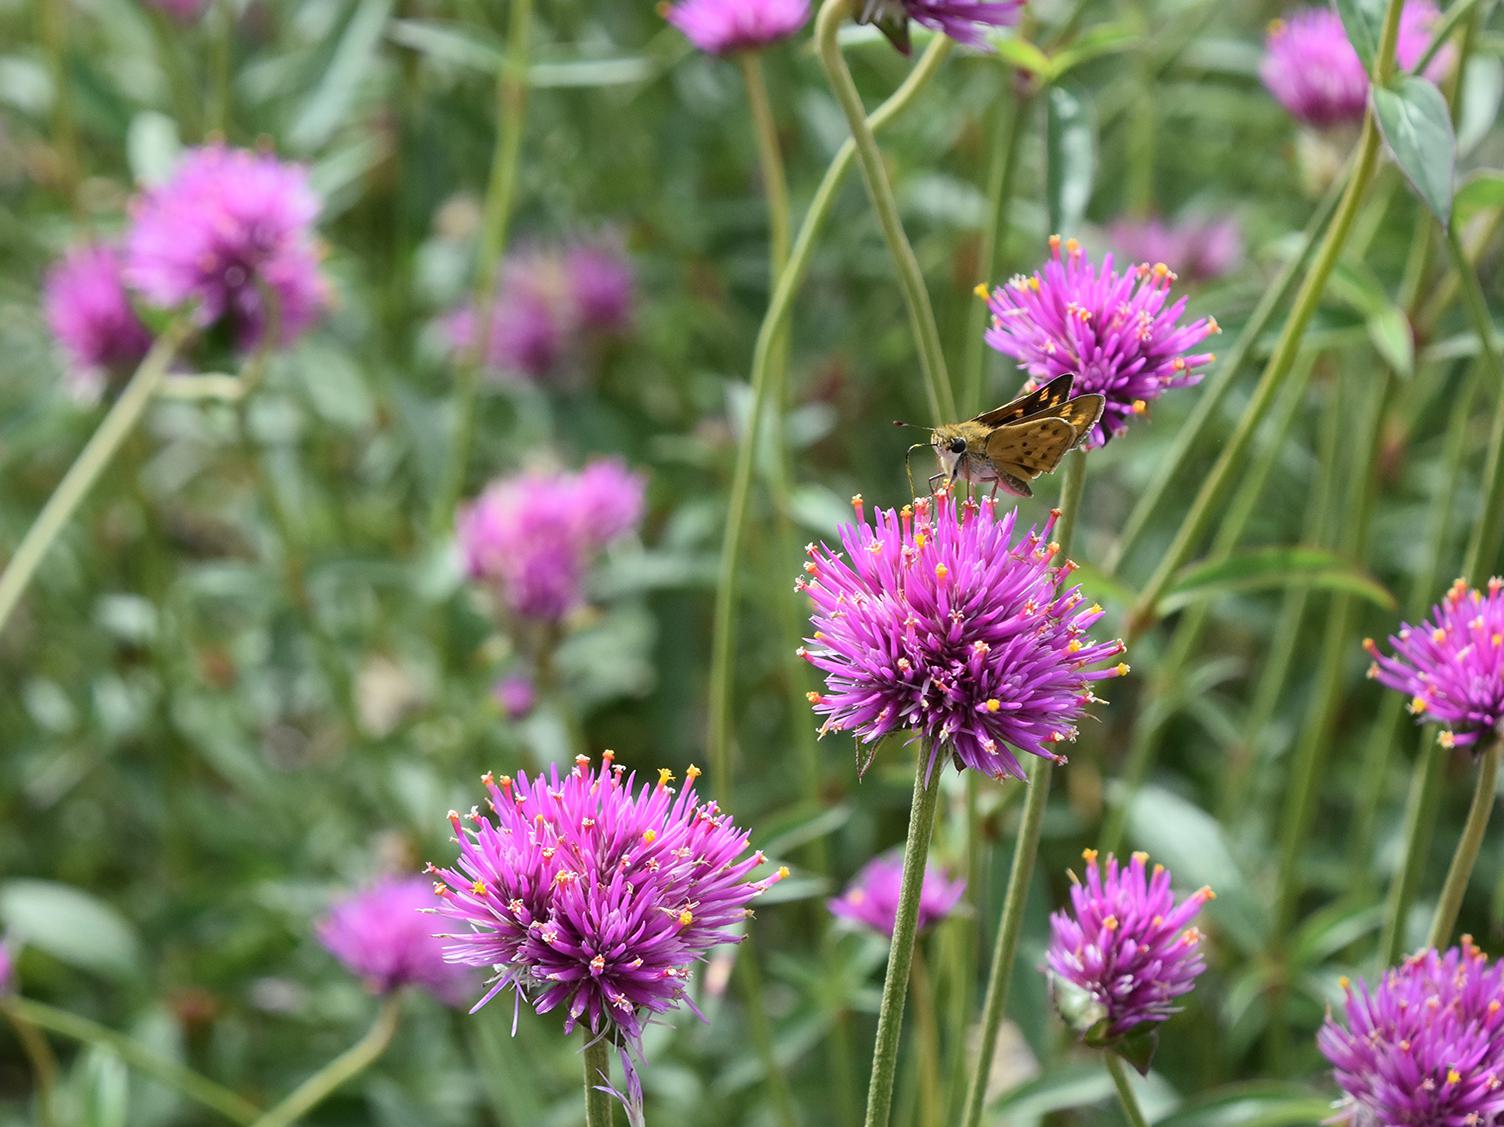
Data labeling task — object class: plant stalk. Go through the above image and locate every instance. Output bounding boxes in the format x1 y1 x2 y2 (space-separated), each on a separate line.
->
583 1034 615 1127
1428 736 1503 948
251 997 400 1127
1105 1053 1151 1127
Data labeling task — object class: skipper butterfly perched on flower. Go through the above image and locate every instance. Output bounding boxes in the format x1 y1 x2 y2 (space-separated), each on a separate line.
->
897 373 1104 498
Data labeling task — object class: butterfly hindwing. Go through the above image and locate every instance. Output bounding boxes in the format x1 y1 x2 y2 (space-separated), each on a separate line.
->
1056 393 1105 447
984 416 1078 477
971 373 1076 428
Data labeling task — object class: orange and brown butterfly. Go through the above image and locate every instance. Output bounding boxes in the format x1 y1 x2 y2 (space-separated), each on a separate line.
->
896 373 1104 498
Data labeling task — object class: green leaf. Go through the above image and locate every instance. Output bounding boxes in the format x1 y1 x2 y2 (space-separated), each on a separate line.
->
1114 1028 1160 1077
1156 1084 1336 1127
1454 169 1504 224
1047 22 1140 80
1334 0 1386 72
990 1063 1114 1117
289 0 395 153
1045 84 1095 234
387 18 503 71
0 881 141 981
1367 306 1415 376
1159 546 1396 614
1373 75 1456 228
125 112 180 187
79 1047 130 1127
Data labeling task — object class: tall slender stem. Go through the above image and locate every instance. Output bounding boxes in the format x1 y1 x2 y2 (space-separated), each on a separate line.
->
251 998 400 1127
814 0 955 423
1 1004 58 1127
1105 1053 1151 1127
706 34 952 785
1449 224 1504 575
1427 736 1502 947
863 744 943 1127
37 0 78 197
582 1035 615 1127
433 0 534 533
2 996 259 1125
0 324 187 639
740 53 791 272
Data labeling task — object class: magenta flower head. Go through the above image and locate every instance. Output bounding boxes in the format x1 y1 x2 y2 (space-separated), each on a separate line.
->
1318 938 1504 1126
1364 577 1504 752
43 243 153 399
1047 850 1213 1057
829 854 965 938
564 240 635 333
982 235 1220 447
1262 3 1450 128
427 753 788 1045
493 674 537 720
124 144 327 350
798 493 1127 780
857 0 1021 54
1104 215 1243 285
664 0 810 54
457 459 646 623
318 876 474 1007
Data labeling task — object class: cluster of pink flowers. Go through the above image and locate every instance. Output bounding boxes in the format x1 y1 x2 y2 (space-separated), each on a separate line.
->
319 877 474 1007
457 459 646 623
427 753 786 1043
829 854 965 937
664 0 810 54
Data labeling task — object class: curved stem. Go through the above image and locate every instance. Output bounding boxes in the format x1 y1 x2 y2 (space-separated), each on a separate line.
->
705 33 952 785
251 997 401 1127
863 744 943 1127
1427 737 1502 948
2 996 259 1125
1105 1053 1150 1127
583 1034 615 1127
814 0 954 423
433 0 534 533
0 323 187 639
2 1003 58 1127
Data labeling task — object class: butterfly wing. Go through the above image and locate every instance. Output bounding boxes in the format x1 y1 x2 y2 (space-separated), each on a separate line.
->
971 373 1076 428
1057 393 1105 448
984 416 1079 495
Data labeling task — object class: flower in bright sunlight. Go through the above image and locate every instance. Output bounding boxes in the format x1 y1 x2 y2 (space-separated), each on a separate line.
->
1365 577 1504 751
319 876 473 1006
663 0 811 54
829 853 965 938
43 242 153 399
799 493 1126 781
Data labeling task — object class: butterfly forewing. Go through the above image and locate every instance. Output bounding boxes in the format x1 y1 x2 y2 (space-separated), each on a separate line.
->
983 416 1078 476
970 373 1077 428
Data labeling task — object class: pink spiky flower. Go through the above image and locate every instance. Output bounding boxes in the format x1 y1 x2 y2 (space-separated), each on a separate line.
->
1046 850 1213 1046
1318 939 1504 1126
829 854 965 938
981 235 1220 447
319 876 474 1006
427 753 787 1044
124 144 328 350
857 0 1022 54
43 243 153 399
1364 577 1504 752
663 0 811 53
797 493 1127 780
1261 3 1451 129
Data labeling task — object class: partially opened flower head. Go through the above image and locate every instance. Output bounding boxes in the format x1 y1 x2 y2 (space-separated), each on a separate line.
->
319 876 473 1006
124 144 327 349
1104 215 1243 285
457 459 646 622
1318 938 1504 1126
828 854 965 937
982 235 1220 447
428 753 787 1044
1365 577 1504 751
1261 3 1450 128
856 0 1021 54
799 493 1126 780
43 243 153 399
664 0 810 54
1047 850 1213 1044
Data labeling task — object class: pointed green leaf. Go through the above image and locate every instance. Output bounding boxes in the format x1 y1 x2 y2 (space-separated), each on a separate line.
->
1334 0 1386 72
1373 75 1456 228
1159 546 1396 615
1454 169 1504 224
0 880 141 980
1114 1029 1160 1077
1045 84 1095 234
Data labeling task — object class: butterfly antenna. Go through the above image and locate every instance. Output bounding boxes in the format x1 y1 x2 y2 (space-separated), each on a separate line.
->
903 442 929 500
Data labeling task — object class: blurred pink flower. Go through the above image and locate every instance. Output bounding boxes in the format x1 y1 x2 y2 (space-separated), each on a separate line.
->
319 876 474 1006
43 243 153 398
829 854 965 937
493 674 536 720
664 0 810 54
1104 215 1243 284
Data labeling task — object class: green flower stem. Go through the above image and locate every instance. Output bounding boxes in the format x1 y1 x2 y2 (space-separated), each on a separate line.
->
0 323 187 640
1 1002 58 1127
1427 736 1503 948
1379 734 1445 964
1448 224 1504 575
1105 1053 1151 1127
2 996 259 1125
583 1034 615 1127
433 0 534 534
814 0 955 424
961 452 1086 1127
863 744 943 1127
251 997 400 1127
37 0 78 197
740 53 791 276
1413 0 1486 73
705 32 952 785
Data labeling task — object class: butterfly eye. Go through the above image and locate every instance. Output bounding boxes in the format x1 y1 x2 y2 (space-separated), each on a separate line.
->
948 437 967 454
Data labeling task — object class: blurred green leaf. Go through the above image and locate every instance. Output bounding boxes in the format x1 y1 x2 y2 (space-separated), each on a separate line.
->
79 1048 130 1127
1155 1084 1333 1127
1048 22 1140 80
0 881 141 981
1335 0 1386 72
989 1063 1114 1117
1160 547 1396 614
387 19 503 71
1454 169 1504 223
1045 85 1094 234
125 113 181 187
290 0 395 153
1373 75 1456 228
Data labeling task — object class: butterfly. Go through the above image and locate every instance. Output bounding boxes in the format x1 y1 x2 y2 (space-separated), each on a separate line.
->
897 373 1104 498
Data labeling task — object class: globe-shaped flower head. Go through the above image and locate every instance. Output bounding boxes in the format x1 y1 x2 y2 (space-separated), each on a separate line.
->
428 753 786 1043
829 854 965 938
1318 938 1504 1126
43 243 153 399
1046 850 1213 1044
981 235 1220 447
319 876 474 1006
799 493 1127 780
664 0 810 54
124 144 328 350
857 0 1022 54
1365 577 1504 751
1262 3 1450 128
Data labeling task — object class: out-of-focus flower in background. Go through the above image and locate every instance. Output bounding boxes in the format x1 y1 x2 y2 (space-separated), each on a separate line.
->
663 0 811 54
1103 215 1243 285
829 853 965 938
857 0 1022 54
982 235 1220 446
319 876 473 1007
492 673 537 720
43 242 153 399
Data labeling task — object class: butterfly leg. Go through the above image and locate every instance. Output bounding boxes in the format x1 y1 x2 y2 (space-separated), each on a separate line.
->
927 472 946 495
